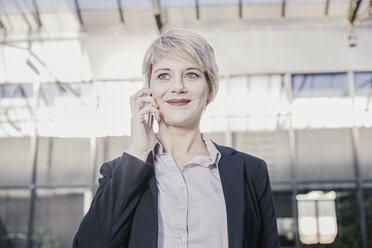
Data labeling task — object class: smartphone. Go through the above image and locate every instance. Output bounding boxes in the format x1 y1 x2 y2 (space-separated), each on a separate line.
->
143 73 154 128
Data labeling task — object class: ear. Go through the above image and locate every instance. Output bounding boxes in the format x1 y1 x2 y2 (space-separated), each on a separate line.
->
206 86 213 104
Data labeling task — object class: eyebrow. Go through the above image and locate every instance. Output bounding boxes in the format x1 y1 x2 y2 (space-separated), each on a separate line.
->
153 67 202 73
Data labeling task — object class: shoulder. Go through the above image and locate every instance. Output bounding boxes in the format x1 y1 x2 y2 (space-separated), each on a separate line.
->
214 142 268 181
99 152 152 180
99 156 121 178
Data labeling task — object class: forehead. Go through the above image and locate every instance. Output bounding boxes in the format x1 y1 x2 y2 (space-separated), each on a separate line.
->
152 53 200 71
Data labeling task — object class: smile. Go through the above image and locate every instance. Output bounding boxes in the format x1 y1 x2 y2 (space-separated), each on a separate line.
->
166 99 191 106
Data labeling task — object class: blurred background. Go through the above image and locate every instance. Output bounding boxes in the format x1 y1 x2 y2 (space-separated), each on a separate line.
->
0 0 371 247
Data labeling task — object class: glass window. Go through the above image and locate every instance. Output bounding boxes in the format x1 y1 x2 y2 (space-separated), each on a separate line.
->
296 129 354 181
228 75 286 116
273 192 295 247
38 82 96 137
199 0 240 5
34 189 84 248
78 0 117 10
359 128 372 179
106 136 130 161
332 190 362 248
36 137 92 186
233 130 291 182
0 138 32 187
0 0 32 14
121 0 152 9
161 0 199 7
365 189 372 248
34 0 76 11
2 42 43 83
210 74 289 132
243 0 281 4
0 190 29 248
0 84 34 137
0 84 33 98
354 72 372 97
354 72 372 115
292 73 348 98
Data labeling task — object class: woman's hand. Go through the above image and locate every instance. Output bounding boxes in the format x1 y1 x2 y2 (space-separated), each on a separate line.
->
125 88 161 161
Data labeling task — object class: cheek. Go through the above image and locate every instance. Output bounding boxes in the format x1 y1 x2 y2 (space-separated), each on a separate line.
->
151 90 167 107
195 85 209 102
150 82 162 97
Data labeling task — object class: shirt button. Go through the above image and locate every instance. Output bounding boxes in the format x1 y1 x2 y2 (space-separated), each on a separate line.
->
178 237 186 243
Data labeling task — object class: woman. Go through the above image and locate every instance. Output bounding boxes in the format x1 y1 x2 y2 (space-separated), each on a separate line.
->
73 29 280 248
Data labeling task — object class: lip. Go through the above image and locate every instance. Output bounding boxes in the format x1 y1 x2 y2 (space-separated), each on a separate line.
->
166 99 191 106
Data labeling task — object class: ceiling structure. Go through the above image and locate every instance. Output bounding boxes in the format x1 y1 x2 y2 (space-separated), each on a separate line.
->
0 0 370 35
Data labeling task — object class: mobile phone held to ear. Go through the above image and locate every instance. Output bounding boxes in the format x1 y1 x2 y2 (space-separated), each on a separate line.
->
143 74 154 128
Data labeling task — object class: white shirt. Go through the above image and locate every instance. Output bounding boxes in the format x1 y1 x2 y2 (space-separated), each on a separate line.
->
153 133 229 248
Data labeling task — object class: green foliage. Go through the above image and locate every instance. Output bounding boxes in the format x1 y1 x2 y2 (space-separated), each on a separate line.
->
32 227 60 248
332 192 362 248
365 194 372 248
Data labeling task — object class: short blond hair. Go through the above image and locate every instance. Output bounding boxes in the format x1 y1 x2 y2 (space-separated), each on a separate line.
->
142 29 219 105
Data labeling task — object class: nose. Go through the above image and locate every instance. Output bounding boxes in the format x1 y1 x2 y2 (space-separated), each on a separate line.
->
171 75 187 93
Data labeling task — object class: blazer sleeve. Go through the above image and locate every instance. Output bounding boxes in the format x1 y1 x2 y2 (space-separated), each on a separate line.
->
73 152 152 248
254 160 281 248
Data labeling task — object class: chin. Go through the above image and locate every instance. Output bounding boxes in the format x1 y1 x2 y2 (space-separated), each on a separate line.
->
161 115 201 128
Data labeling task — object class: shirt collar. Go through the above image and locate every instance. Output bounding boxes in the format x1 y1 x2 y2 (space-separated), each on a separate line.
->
151 132 221 168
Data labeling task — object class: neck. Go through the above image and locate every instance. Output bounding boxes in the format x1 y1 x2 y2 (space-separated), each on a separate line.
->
158 123 205 157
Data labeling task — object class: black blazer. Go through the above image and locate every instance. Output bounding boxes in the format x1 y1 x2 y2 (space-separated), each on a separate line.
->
73 143 280 248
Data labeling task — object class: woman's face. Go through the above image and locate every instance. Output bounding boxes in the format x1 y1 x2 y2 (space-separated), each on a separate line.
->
150 54 209 128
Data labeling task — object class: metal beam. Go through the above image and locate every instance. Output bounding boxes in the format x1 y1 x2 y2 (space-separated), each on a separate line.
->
356 4 372 22
285 73 300 248
4 110 22 132
281 0 286 18
195 0 200 20
238 0 243 19
45 137 53 185
351 127 368 248
348 71 368 248
31 0 42 28
155 14 162 34
74 0 84 26
0 3 5 30
26 81 40 248
366 83 371 111
324 0 330 16
0 15 5 30
117 0 124 23
0 1 13 31
350 0 363 24
152 0 162 33
0 184 94 190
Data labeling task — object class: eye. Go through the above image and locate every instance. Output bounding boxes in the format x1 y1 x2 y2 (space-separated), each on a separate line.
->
158 73 170 80
185 72 199 79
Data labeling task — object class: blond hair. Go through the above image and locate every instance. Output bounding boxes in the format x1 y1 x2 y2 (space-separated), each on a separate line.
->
142 29 219 105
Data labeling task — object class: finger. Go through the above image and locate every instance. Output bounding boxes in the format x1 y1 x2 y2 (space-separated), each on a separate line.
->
155 110 161 122
130 88 153 108
135 96 159 110
135 88 152 98
134 105 160 122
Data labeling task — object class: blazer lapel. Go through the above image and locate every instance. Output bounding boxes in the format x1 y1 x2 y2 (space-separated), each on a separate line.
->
216 145 245 248
146 152 159 248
